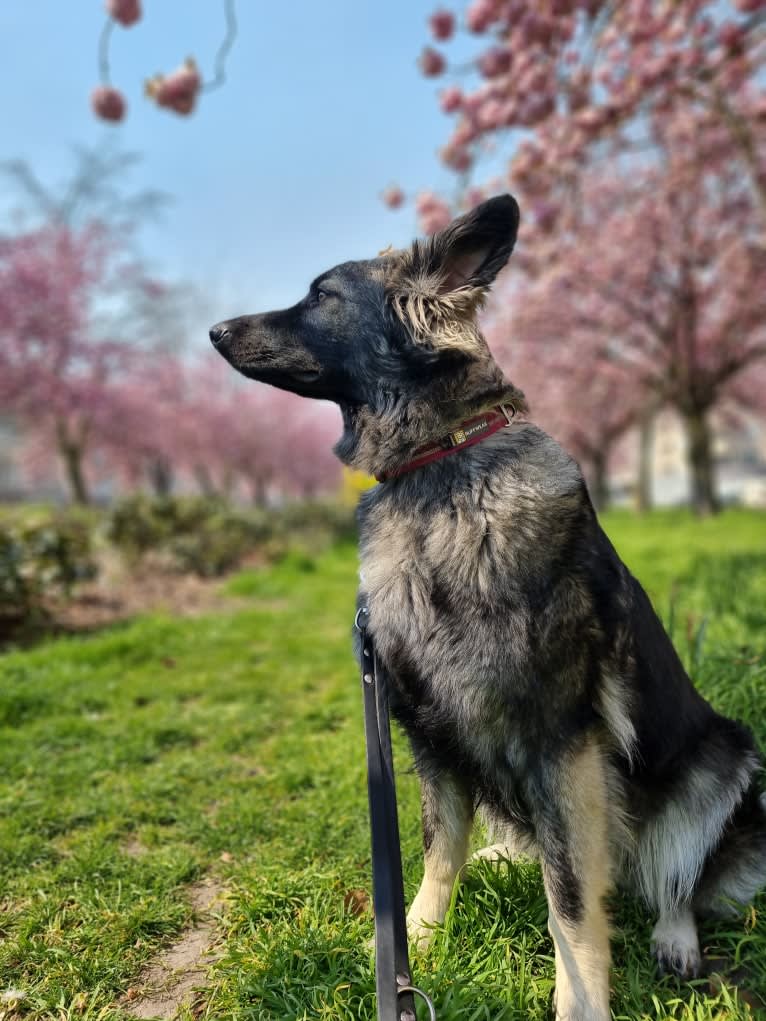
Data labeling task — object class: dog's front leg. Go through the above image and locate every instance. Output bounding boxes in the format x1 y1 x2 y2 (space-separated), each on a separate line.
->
535 737 612 1021
407 770 473 948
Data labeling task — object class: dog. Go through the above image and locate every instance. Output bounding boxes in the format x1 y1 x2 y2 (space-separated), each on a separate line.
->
210 195 766 1020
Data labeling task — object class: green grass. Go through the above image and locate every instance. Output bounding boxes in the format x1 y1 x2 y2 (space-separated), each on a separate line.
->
0 510 765 1020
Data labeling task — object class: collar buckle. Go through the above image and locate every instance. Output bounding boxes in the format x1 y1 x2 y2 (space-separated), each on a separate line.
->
500 404 516 427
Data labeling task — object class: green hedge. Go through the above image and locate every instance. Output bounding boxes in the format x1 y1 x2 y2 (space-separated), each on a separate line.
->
0 496 358 631
106 495 357 578
0 516 98 623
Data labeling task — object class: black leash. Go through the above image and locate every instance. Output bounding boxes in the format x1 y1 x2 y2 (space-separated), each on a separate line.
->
355 606 436 1021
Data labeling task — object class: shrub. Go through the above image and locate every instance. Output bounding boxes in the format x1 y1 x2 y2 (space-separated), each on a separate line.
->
165 508 272 577
277 500 357 546
0 516 98 623
106 496 274 577
106 495 357 578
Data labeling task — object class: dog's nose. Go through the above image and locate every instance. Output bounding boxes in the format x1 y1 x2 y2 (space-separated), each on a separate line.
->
209 322 232 349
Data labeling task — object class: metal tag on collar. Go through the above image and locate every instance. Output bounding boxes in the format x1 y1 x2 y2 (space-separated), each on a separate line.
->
500 404 516 426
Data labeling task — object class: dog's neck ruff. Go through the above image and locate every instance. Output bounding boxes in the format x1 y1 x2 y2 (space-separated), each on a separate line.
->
375 405 515 482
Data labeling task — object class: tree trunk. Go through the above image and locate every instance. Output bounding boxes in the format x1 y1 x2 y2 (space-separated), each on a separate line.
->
250 475 268 508
55 423 90 505
636 407 655 513
60 440 89 505
194 464 218 498
682 407 720 516
221 468 235 501
148 456 174 498
590 451 610 512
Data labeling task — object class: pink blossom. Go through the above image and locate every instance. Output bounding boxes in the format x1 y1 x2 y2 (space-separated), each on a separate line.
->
91 86 127 122
106 0 141 27
381 185 405 209
440 86 463 113
419 47 446 77
452 118 478 147
146 59 202 116
465 0 498 33
478 46 513 78
575 107 604 132
533 201 559 232
441 144 473 172
429 9 455 41
478 98 505 130
718 21 745 54
463 186 486 209
415 192 453 234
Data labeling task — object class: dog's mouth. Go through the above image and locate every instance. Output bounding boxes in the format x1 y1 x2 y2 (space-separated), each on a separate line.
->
239 364 321 383
236 361 324 396
292 369 322 384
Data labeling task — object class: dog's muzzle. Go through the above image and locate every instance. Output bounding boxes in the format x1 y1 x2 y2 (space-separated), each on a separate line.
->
209 322 232 351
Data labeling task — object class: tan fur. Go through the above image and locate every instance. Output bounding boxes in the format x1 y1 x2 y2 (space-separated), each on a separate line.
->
390 282 486 353
406 776 473 947
547 739 612 1021
386 246 488 354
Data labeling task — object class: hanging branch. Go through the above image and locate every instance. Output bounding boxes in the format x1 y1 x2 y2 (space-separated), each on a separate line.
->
91 0 239 123
202 0 238 93
98 19 114 85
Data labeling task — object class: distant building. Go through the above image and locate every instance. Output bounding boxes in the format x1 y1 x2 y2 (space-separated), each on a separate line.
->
612 411 766 508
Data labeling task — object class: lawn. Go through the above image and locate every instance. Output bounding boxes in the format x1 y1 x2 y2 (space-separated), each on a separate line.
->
0 510 765 1020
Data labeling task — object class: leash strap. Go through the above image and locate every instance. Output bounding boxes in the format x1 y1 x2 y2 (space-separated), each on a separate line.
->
355 607 436 1021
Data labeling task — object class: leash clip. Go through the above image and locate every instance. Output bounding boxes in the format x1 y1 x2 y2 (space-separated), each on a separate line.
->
398 985 437 1021
354 606 369 632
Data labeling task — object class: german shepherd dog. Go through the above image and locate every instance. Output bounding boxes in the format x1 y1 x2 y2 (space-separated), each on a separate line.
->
210 196 766 1020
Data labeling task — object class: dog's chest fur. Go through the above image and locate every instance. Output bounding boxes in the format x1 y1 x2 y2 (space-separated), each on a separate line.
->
356 424 606 781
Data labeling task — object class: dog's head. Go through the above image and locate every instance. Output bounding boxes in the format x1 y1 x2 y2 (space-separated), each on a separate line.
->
209 194 519 409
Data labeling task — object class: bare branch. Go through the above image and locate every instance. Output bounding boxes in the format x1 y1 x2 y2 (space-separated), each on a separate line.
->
98 18 114 85
202 0 239 93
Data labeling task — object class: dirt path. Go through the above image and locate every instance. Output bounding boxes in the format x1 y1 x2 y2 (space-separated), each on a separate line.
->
123 880 226 1020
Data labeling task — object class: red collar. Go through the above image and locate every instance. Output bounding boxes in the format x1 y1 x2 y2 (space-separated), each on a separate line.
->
375 405 515 483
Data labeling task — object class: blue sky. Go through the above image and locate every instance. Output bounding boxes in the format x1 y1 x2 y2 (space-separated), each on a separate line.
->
1 2 486 336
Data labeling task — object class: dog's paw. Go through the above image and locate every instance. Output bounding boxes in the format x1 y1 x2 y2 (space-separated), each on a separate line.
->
651 917 702 980
653 940 702 980
406 914 438 951
471 842 515 864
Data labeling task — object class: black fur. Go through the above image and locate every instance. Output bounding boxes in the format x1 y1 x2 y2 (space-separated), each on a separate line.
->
211 195 766 1018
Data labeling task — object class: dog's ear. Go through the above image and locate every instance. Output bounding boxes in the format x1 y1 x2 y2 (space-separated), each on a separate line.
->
424 194 520 293
389 194 519 352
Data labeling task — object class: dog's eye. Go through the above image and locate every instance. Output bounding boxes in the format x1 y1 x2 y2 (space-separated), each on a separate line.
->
316 290 328 304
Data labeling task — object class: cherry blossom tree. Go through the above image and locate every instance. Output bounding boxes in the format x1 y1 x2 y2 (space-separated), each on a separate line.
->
101 353 189 496
194 358 342 503
0 222 170 504
0 148 173 503
398 1 766 514
488 285 642 510
486 153 766 515
409 1 765 223
154 353 342 504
